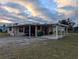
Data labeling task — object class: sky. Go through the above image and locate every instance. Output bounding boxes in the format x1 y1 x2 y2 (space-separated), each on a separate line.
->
0 0 78 25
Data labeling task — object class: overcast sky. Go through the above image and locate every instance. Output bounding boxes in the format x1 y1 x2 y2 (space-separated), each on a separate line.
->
0 0 78 25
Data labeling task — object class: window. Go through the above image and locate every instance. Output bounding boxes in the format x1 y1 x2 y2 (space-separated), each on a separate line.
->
19 27 23 32
9 27 12 31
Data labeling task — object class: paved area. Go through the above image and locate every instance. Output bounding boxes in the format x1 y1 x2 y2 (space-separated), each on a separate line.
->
40 35 64 39
0 36 36 47
0 35 64 47
0 35 65 59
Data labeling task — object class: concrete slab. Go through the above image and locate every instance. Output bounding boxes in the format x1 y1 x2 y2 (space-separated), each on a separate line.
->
0 35 65 47
39 35 65 40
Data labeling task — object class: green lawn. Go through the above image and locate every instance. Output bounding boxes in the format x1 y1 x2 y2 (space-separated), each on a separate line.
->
0 33 78 59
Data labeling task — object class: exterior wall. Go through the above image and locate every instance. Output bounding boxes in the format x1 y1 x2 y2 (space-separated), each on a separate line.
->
7 26 25 36
7 24 67 37
48 25 53 34
7 27 15 36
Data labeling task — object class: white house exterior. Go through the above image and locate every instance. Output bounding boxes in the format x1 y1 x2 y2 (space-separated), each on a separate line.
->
7 17 68 39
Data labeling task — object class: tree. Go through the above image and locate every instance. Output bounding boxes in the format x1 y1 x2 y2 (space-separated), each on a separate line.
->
59 18 75 32
59 20 68 25
0 29 2 32
73 26 78 33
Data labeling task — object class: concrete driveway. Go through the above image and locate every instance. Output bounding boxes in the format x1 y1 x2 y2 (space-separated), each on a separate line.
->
0 35 64 47
0 36 37 47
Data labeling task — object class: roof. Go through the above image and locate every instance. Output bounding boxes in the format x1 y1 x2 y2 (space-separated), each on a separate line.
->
3 16 67 27
56 23 68 27
6 17 68 27
6 16 57 27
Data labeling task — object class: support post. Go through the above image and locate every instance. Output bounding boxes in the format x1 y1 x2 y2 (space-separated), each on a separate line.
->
35 26 37 37
11 27 15 36
23 26 25 34
60 27 62 36
64 27 65 36
66 27 68 35
52 25 53 35
56 25 58 39
29 25 31 38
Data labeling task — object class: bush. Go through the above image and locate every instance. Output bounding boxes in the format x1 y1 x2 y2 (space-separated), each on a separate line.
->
49 32 53 34
0 29 2 32
37 32 43 36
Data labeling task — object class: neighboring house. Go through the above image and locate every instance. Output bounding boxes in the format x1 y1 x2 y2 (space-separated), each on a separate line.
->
7 17 68 39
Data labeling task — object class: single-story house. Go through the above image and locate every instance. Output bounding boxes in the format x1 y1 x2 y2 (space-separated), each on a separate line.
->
7 17 68 39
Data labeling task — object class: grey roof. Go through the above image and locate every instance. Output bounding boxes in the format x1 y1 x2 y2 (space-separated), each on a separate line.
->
18 17 55 25
6 16 57 27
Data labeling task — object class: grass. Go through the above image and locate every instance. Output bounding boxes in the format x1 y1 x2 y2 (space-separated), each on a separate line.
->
0 32 9 37
0 33 78 59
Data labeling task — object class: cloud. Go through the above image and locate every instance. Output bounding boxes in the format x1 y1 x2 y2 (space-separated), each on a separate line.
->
0 19 13 23
0 2 30 15
0 0 59 22
55 0 78 23
55 0 78 7
59 6 77 10
0 1 33 24
0 0 78 25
